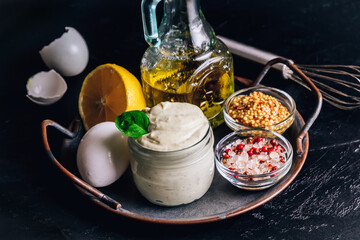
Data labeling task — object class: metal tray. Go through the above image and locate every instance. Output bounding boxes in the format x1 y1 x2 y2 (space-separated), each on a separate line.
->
41 58 322 224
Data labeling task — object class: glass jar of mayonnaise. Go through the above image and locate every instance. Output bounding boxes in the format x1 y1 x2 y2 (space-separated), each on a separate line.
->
128 102 215 206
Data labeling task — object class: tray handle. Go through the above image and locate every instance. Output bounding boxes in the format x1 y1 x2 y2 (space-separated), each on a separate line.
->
253 57 323 155
41 119 122 210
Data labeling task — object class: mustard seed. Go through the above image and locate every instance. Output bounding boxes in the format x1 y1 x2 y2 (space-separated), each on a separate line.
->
228 91 290 128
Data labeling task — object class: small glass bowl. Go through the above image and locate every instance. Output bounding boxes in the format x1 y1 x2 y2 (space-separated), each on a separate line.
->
215 129 293 190
223 86 296 134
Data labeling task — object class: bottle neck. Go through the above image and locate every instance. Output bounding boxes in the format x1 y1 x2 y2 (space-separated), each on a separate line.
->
159 0 215 55
164 0 200 24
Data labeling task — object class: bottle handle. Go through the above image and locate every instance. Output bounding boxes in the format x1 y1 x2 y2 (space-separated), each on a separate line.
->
141 0 162 47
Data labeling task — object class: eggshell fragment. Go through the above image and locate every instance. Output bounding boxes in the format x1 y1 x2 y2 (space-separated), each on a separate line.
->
26 69 67 105
40 27 89 76
76 122 130 187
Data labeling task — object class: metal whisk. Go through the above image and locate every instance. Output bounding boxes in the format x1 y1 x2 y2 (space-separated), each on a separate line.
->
218 36 360 110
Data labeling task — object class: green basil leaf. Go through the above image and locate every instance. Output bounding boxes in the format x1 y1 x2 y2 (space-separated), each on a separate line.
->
115 110 149 137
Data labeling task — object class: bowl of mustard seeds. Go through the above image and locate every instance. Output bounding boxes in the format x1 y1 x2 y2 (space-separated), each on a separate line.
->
223 86 296 134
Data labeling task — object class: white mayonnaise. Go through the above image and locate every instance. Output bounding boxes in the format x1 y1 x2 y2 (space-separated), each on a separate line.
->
138 101 209 151
128 102 214 206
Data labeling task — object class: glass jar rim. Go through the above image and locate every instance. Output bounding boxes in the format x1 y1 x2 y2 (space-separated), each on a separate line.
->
128 121 212 154
215 128 293 178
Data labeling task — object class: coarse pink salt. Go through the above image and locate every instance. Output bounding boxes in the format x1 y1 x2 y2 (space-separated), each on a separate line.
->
222 137 287 175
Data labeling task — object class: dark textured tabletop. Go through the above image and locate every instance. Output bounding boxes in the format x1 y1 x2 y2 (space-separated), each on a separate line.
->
1 0 360 239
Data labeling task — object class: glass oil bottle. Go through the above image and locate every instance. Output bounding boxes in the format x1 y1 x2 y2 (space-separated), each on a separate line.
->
141 0 234 127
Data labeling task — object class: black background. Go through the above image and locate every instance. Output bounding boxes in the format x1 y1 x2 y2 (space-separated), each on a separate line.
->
1 0 360 239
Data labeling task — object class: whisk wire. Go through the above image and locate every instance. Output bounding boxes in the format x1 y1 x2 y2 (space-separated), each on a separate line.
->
299 70 360 95
291 74 360 110
298 65 360 84
297 64 360 77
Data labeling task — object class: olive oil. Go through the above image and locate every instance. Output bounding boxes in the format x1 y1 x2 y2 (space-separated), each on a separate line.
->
141 51 234 127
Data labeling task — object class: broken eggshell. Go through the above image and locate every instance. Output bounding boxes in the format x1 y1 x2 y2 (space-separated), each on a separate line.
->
40 27 89 77
26 70 67 105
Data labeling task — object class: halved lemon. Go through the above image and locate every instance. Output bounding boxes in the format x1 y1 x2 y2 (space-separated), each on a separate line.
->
79 64 146 130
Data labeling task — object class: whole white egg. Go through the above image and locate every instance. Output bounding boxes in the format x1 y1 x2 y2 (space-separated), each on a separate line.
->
76 122 130 187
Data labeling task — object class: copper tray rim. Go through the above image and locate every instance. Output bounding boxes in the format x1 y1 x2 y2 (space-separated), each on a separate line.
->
41 57 322 225
42 111 308 225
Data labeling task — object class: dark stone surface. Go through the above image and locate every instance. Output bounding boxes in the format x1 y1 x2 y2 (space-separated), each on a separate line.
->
1 0 359 239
